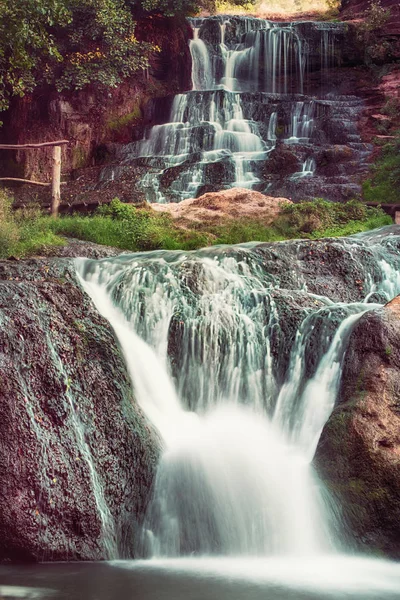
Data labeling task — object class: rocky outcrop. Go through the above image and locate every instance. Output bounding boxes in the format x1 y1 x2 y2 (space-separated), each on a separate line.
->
151 188 291 226
0 253 160 562
0 17 192 182
315 295 400 558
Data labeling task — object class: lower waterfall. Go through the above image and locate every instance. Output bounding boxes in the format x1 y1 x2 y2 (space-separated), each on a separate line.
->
77 228 400 564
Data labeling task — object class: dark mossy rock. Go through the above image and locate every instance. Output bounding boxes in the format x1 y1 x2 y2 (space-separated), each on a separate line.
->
263 145 300 178
315 296 400 558
0 256 160 562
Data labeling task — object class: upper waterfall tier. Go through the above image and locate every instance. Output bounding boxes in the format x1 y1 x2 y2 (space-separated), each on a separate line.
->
191 19 307 94
99 17 370 203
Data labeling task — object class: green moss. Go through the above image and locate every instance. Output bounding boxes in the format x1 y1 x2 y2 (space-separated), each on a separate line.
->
363 137 400 204
107 104 142 133
72 147 88 169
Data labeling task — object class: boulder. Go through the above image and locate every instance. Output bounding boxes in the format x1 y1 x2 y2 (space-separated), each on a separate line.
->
315 295 400 558
0 253 160 562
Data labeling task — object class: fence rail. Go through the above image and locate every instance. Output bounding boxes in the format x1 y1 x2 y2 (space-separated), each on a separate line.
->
0 140 69 217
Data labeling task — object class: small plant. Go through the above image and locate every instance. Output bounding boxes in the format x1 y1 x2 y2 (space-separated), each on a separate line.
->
381 98 400 119
363 132 400 204
356 0 392 64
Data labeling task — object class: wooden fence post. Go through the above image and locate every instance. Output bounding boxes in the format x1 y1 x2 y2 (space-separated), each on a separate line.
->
51 146 62 218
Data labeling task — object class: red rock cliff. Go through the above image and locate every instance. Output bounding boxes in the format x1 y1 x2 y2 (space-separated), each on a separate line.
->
0 17 192 181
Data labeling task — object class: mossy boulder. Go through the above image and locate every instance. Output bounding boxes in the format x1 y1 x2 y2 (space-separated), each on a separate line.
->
315 296 400 558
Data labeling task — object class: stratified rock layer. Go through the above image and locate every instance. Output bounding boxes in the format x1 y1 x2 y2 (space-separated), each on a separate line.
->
315 295 400 558
0 255 160 562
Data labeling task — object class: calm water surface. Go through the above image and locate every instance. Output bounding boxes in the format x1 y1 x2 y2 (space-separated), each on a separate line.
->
1 557 400 600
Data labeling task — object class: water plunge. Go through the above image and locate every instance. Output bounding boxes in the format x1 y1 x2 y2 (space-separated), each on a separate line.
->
77 230 400 561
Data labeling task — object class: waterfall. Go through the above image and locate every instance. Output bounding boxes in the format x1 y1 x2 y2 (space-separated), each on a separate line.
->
286 101 315 143
77 229 400 560
104 16 364 204
190 28 213 91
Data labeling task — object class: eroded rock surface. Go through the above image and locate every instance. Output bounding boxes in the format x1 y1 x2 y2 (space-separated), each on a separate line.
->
151 188 291 226
0 256 160 562
315 295 400 558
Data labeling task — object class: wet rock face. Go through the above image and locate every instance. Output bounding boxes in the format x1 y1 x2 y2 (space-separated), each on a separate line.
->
0 258 160 562
162 228 400 407
315 296 400 558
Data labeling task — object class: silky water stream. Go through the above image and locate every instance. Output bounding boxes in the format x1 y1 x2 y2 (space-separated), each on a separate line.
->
102 15 369 203
4 229 396 599
3 232 400 598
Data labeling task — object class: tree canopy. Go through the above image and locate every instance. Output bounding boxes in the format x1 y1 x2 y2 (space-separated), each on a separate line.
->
0 0 198 115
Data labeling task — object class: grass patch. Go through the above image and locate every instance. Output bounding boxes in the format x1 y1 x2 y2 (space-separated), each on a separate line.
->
45 200 211 252
271 198 392 238
0 192 65 258
0 195 392 259
363 133 400 204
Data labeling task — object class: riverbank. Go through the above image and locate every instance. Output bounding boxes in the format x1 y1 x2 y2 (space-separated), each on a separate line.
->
0 191 391 259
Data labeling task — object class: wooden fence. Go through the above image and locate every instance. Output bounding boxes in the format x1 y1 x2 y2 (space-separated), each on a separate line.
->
0 140 69 217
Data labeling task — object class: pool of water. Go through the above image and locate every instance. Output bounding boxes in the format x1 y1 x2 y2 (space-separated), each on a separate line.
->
1 556 400 600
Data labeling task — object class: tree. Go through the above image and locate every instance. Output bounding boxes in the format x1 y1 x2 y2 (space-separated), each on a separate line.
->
0 0 71 112
54 0 153 92
0 0 199 116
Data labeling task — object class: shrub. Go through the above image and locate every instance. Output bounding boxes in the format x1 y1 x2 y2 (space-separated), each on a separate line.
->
275 198 390 237
356 0 392 64
363 133 400 203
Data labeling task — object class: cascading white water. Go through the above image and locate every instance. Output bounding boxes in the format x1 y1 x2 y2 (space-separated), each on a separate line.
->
119 17 335 202
190 28 213 91
286 100 315 143
220 23 306 94
76 230 400 561
101 16 371 204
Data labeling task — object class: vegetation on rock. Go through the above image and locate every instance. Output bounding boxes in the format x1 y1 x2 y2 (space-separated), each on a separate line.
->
363 130 400 204
355 0 393 64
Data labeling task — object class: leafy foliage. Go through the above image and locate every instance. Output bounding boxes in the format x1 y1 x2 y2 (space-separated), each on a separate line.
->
0 0 70 112
0 0 197 116
363 133 400 204
356 0 392 64
54 0 153 92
